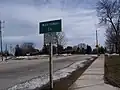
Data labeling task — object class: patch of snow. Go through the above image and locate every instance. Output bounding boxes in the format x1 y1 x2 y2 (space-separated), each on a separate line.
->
91 55 98 57
53 60 86 81
89 58 94 61
61 54 68 56
8 74 49 90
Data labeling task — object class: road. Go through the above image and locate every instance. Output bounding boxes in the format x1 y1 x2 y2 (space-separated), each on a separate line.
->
0 55 93 90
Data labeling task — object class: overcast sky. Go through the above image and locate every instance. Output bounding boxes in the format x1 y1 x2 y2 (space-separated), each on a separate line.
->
0 0 105 49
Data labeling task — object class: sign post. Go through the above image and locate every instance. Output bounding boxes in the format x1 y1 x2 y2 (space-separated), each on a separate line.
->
49 41 53 90
39 19 62 90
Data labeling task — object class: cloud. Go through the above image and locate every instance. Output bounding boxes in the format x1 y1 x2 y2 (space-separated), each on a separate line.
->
0 0 104 49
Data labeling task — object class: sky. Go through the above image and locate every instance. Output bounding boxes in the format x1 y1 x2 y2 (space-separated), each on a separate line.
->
0 0 105 49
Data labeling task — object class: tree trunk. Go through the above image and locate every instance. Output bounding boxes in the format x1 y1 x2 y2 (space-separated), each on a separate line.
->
115 42 118 53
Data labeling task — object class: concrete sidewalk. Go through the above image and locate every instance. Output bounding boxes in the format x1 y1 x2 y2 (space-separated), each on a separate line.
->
69 55 119 90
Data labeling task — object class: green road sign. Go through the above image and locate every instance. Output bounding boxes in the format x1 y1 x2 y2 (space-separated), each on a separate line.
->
39 19 62 34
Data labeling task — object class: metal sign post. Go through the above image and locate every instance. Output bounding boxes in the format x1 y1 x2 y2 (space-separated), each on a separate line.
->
49 42 53 90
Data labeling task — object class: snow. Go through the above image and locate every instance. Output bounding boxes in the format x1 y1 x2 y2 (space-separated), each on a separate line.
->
8 58 94 90
8 74 49 90
91 55 98 57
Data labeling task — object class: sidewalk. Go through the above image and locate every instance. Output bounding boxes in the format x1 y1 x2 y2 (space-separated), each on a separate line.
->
69 55 118 90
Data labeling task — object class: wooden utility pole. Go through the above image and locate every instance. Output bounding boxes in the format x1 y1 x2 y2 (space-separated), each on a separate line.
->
0 20 3 61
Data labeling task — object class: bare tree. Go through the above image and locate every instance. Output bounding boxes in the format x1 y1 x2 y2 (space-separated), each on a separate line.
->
56 32 67 47
97 0 120 53
55 32 67 54
20 42 36 55
105 26 117 52
21 42 35 48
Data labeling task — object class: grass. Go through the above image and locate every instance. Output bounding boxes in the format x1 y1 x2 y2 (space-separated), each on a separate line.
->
105 55 120 87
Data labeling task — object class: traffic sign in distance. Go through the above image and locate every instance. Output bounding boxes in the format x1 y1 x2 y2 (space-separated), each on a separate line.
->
39 19 62 34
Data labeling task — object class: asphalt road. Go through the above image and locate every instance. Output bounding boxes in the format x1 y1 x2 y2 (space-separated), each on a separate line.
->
0 55 92 90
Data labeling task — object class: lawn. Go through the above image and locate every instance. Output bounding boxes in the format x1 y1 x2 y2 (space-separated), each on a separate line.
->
105 55 120 87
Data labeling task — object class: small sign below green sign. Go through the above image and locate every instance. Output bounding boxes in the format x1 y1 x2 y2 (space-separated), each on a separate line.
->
39 19 62 34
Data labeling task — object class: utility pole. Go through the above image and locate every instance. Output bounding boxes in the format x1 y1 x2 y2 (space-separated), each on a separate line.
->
96 30 98 47
5 44 7 60
96 29 99 55
10 44 12 55
0 20 4 61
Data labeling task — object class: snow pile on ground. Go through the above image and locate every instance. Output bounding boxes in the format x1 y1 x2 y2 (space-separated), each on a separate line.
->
8 74 49 90
53 60 87 80
12 56 39 60
8 58 94 90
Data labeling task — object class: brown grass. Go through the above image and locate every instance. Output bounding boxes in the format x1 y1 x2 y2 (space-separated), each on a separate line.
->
104 55 120 87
